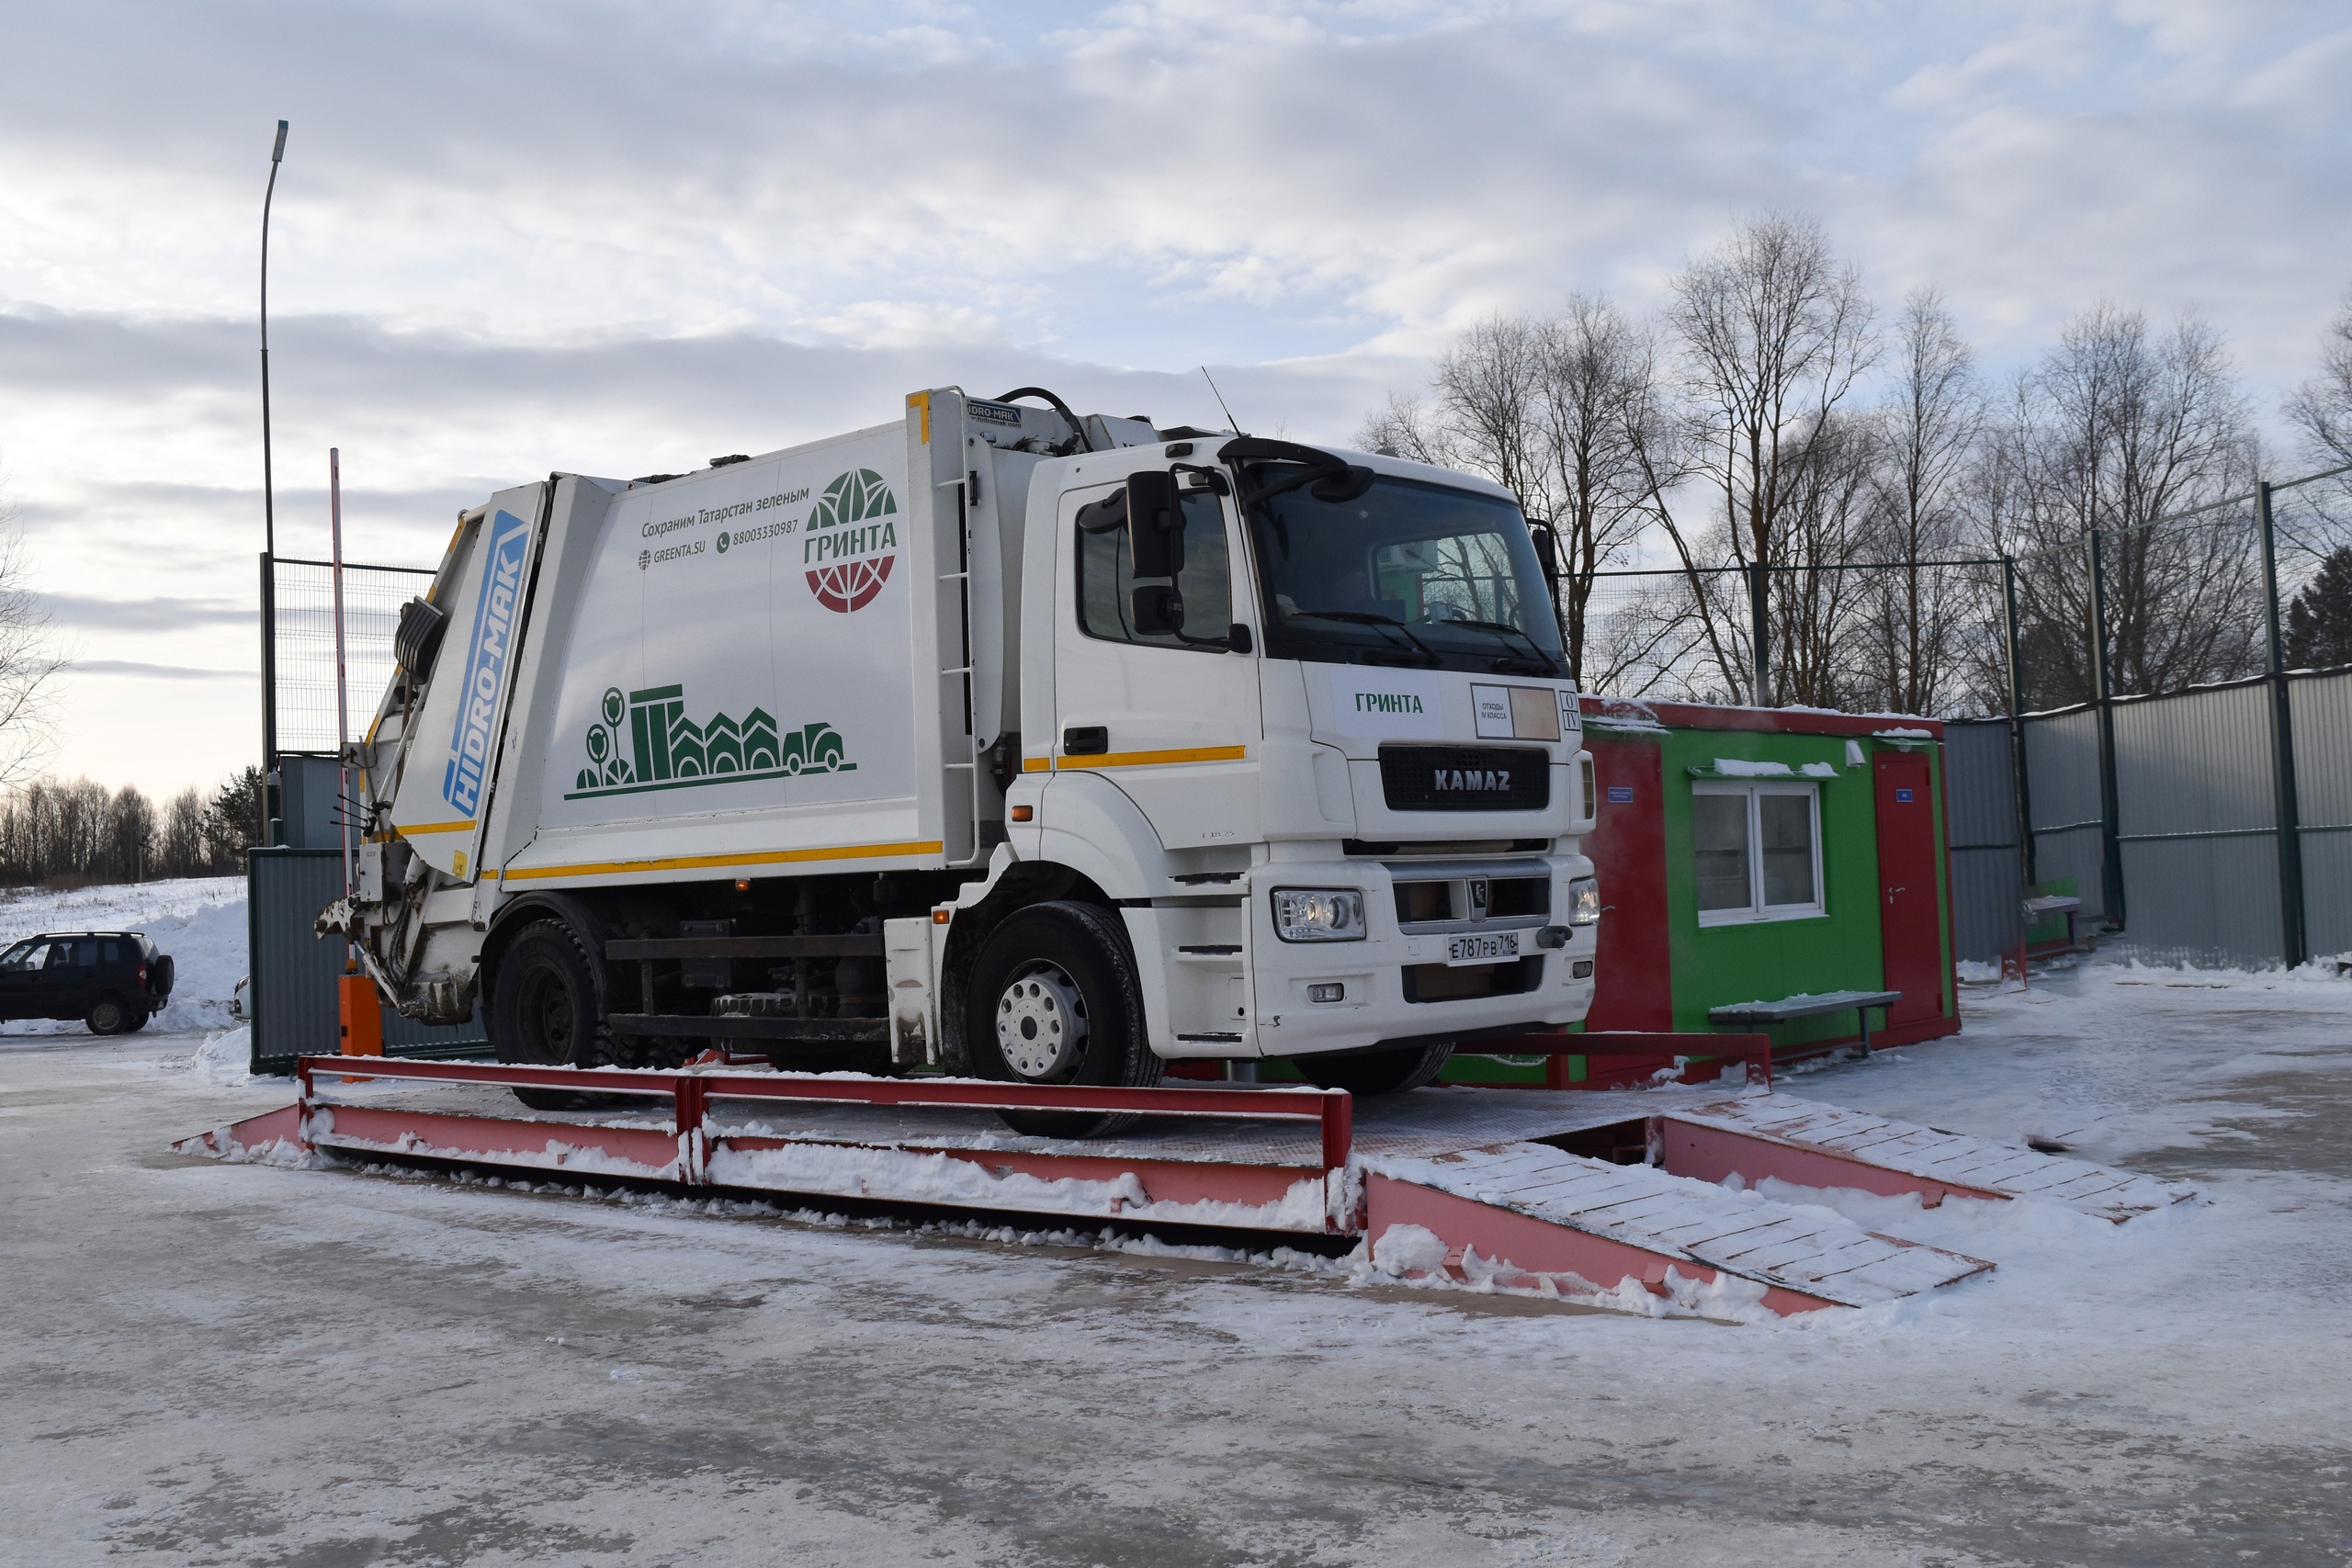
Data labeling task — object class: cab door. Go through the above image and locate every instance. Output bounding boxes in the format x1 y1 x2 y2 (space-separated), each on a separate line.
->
1050 471 1261 849
0 941 49 1020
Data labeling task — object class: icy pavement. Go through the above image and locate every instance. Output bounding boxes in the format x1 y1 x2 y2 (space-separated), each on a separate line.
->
2 958 2349 1565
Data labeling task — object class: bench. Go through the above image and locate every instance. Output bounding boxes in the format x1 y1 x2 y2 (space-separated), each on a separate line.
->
1708 988 1905 1057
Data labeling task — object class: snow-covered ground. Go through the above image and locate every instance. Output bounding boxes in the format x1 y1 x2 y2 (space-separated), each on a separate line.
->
0 888 2347 1563
0 875 244 1034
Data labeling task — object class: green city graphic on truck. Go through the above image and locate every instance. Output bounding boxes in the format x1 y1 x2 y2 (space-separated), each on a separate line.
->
566 683 854 799
803 468 899 613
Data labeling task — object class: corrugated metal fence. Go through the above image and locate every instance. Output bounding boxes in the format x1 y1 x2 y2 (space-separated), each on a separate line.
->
1947 667 2352 967
248 848 486 1073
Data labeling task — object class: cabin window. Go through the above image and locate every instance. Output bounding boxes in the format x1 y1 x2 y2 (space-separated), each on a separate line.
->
1693 782 1823 925
1078 489 1232 649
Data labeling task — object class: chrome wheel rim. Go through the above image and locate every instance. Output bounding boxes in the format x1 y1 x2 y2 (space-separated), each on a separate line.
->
995 962 1086 1080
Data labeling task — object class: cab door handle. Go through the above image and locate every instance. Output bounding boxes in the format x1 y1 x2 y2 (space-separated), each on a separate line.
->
1062 726 1109 756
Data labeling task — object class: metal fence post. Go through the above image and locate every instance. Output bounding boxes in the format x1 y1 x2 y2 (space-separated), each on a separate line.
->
2256 480 2307 966
1749 559 1770 705
259 550 280 842
2086 527 2125 930
2001 556 2037 887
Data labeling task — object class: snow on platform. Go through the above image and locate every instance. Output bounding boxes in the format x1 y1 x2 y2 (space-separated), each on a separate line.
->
1658 1091 2198 1222
1364 1139 1992 1312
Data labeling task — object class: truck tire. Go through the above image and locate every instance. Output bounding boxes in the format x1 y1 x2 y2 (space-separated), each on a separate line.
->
966 901 1161 1138
1293 1042 1453 1096
85 993 131 1036
490 920 627 1110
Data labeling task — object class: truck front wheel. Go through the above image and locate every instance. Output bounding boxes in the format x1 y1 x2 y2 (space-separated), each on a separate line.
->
966 902 1161 1138
490 920 622 1110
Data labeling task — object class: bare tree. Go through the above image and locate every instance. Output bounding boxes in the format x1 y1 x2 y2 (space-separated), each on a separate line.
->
1661 212 1879 704
1853 288 1983 714
1531 297 1684 689
157 787 209 877
0 479 62 790
2280 290 2352 567
1986 305 2261 706
2286 290 2352 468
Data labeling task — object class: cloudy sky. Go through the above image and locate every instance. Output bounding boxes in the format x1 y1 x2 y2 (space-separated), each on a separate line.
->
2 0 2347 798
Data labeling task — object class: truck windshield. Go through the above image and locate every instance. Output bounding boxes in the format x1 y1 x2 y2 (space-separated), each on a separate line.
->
1244 474 1564 673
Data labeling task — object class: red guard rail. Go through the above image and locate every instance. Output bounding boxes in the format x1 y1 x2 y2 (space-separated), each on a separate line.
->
296 1056 1355 1179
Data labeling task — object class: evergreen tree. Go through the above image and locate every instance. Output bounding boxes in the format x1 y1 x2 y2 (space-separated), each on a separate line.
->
2285 547 2352 670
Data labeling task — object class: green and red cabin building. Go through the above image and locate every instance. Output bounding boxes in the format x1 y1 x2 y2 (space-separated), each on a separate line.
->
1442 696 1960 1086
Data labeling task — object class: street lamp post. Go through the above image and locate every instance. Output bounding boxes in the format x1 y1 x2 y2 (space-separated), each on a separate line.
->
259 119 288 840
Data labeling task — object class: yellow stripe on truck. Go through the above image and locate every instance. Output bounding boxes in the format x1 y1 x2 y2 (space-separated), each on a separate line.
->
908 390 931 445
501 839 945 884
1055 745 1246 771
396 819 477 836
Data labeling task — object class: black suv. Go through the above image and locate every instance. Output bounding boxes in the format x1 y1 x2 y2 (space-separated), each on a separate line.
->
0 931 175 1034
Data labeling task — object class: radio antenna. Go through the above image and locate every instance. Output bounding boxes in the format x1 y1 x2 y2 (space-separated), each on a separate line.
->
1199 367 1244 435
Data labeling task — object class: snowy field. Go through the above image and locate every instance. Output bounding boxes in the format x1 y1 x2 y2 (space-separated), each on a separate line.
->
0 882 2347 1564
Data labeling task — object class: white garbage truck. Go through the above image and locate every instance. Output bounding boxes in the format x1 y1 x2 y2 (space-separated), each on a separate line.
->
324 387 1602 1132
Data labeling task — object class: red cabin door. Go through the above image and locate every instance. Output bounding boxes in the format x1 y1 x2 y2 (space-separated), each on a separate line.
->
1873 751 1944 1030
1584 739 1673 1032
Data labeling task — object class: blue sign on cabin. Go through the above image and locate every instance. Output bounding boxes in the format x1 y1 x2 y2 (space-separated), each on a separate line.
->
1607 785 1634 804
1894 787 1914 803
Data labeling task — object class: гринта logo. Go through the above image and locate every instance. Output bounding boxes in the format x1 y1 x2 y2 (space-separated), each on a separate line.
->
803 468 899 613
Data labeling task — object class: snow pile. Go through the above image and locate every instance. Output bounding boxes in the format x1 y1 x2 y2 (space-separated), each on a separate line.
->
0 875 245 1033
187 1025 253 1084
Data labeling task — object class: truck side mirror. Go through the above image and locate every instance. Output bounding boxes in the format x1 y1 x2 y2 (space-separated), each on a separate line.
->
1125 469 1182 580
1131 585 1183 636
1528 520 1559 581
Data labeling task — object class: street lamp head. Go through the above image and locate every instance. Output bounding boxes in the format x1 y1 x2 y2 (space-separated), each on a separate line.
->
272 119 288 163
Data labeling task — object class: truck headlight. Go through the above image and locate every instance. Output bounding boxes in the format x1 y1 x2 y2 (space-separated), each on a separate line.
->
1272 888 1366 942
1567 876 1600 926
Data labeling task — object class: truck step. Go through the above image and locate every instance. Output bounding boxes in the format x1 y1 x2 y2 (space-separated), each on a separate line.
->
1656 1092 2197 1223
1365 1139 1992 1314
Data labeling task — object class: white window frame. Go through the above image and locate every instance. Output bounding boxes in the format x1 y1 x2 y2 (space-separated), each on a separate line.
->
1693 781 1826 927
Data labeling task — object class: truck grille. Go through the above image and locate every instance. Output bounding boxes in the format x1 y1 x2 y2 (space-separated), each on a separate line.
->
1378 746 1549 813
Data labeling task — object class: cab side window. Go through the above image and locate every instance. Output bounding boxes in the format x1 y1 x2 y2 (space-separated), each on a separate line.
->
1078 489 1232 649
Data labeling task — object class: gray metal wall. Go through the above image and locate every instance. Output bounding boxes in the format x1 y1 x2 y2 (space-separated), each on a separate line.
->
2292 671 2352 956
1945 669 2352 969
2110 683 2281 965
277 756 349 852
1942 720 2025 963
2020 708 2108 920
247 848 486 1073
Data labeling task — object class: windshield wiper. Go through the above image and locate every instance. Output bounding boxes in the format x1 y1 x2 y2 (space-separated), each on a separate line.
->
1438 616 1560 674
1295 609 1442 666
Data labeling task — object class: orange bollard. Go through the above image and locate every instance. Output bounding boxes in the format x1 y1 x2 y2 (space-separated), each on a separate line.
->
338 972 384 1057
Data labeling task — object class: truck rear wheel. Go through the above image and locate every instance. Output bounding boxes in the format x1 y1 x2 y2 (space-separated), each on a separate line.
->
1293 1042 1453 1096
490 920 625 1111
966 901 1160 1138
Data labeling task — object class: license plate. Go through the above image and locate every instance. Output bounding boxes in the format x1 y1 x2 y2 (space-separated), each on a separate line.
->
1446 931 1520 966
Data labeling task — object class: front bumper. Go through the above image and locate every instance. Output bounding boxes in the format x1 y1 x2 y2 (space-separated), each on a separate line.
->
1242 852 1595 1060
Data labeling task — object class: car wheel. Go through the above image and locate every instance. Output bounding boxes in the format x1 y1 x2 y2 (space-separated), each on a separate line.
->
965 901 1161 1138
1293 1042 1453 1096
85 993 130 1036
489 920 628 1111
